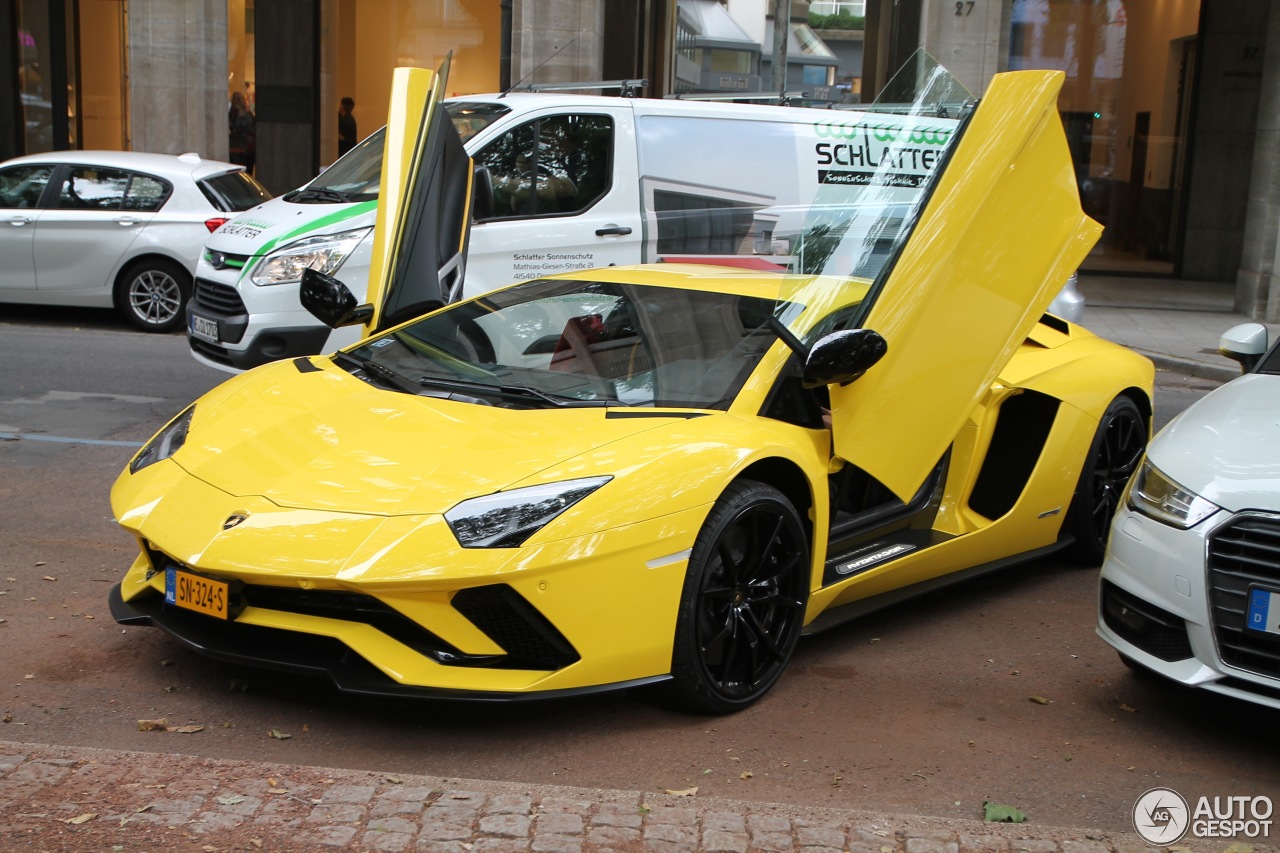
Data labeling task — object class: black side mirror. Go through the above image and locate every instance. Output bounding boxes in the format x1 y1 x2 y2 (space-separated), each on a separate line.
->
472 165 495 222
802 328 888 388
300 268 373 329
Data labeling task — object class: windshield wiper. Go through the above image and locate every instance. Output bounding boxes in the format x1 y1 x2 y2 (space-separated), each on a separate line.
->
284 187 354 203
417 375 623 408
334 352 423 394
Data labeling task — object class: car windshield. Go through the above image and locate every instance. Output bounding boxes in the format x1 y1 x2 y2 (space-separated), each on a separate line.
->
296 102 509 205
199 169 272 211
342 278 799 409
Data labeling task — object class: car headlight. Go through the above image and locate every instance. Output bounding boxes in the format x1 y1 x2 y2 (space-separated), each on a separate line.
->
129 405 195 474
1127 460 1220 528
251 226 371 286
445 476 612 548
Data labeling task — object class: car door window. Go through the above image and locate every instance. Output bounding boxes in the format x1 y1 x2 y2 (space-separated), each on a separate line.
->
475 114 613 219
0 165 55 209
123 173 171 211
56 167 129 210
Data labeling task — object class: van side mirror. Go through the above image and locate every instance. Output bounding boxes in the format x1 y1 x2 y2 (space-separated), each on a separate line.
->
802 329 888 388
300 268 373 329
472 166 495 222
1219 323 1269 374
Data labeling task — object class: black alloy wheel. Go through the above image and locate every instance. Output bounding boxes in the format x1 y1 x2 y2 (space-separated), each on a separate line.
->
1068 395 1148 563
667 480 810 714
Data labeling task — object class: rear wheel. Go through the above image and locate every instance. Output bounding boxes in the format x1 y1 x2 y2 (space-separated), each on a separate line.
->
1067 396 1147 563
666 480 809 714
117 258 191 333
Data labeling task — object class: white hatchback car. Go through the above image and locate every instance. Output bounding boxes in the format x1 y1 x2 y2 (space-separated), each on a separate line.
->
1099 323 1280 709
0 151 270 332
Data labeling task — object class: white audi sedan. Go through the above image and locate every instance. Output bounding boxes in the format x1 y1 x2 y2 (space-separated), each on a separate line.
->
0 151 270 332
1099 323 1280 709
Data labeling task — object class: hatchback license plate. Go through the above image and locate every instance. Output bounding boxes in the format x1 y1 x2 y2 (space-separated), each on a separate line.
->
1246 586 1280 636
165 567 229 619
190 315 219 343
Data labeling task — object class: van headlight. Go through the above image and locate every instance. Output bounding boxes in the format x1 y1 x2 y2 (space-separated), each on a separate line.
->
129 406 195 474
1127 460 1219 529
251 226 371 285
445 477 612 548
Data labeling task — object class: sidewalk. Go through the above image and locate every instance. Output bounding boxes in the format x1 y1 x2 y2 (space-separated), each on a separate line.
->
5 276 1279 853
0 741 1225 853
1076 274 1280 382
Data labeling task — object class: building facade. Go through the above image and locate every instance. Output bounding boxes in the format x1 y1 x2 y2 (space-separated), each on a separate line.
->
4 0 1280 320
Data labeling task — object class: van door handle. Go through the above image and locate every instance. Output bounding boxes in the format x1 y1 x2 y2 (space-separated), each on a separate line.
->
595 225 632 236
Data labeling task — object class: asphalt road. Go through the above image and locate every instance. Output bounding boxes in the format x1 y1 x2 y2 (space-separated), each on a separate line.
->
0 305 1271 834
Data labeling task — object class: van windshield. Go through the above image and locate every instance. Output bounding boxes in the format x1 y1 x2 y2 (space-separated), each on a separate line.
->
296 102 509 205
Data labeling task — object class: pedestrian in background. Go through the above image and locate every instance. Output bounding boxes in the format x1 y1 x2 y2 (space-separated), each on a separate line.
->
229 90 256 174
338 97 358 157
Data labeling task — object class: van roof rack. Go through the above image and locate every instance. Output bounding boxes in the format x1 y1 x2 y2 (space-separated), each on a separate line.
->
667 90 813 106
515 79 649 98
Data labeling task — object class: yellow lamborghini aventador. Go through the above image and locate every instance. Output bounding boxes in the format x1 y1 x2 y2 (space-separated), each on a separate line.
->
109 63 1154 713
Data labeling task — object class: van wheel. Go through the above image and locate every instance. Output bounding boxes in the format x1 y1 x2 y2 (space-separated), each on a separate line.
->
117 259 191 333
1067 396 1147 564
666 480 809 714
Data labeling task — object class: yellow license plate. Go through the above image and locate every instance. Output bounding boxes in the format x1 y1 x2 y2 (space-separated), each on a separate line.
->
164 567 229 619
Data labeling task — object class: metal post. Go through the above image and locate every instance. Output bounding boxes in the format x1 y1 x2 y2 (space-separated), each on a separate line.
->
771 0 791 93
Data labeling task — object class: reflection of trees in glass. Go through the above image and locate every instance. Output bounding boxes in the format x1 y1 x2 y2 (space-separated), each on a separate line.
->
795 219 848 275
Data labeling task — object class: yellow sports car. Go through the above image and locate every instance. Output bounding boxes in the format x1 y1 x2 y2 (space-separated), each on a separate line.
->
110 65 1153 713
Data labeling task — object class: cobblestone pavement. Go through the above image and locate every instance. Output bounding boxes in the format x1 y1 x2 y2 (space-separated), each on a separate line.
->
1 742 1274 853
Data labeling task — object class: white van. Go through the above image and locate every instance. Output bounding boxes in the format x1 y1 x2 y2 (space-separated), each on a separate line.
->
188 88 1083 372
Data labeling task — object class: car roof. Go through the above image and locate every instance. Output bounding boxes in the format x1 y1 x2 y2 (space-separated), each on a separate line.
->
2 150 244 181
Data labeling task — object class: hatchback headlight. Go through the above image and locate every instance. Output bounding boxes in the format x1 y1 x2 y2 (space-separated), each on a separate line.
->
129 406 195 474
1128 460 1220 529
251 226 371 285
445 476 612 548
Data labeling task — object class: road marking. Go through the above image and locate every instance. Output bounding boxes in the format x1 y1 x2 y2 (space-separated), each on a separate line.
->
0 432 143 448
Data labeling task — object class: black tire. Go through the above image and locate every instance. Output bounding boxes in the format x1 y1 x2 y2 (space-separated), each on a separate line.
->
1067 395 1148 564
116 258 191 333
666 480 810 714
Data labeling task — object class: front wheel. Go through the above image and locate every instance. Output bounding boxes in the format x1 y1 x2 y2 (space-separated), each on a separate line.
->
1067 395 1148 563
666 480 810 714
117 259 191 333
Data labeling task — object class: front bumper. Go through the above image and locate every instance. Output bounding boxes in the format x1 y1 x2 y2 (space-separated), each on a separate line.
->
186 274 343 372
110 582 667 702
1097 505 1280 710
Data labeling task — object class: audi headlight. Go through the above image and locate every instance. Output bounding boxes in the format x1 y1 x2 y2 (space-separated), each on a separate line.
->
251 226 372 285
1128 460 1220 529
129 405 195 474
445 476 612 548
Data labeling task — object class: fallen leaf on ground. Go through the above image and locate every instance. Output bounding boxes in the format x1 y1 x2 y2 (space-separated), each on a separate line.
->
1119 703 1137 712
137 718 168 731
42 576 56 581
268 788 289 795
983 801 1027 823
739 771 753 780
63 813 97 824
170 724 204 734
217 798 245 811
1028 695 1050 705
665 787 697 797
268 729 291 740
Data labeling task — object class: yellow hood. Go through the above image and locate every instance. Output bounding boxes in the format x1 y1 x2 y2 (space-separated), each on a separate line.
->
174 359 675 516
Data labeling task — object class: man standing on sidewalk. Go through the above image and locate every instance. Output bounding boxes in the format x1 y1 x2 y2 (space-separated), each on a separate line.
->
338 97 358 157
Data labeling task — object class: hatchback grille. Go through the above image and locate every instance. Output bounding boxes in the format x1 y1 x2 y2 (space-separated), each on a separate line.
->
193 277 247 315
1207 514 1280 679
